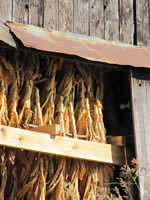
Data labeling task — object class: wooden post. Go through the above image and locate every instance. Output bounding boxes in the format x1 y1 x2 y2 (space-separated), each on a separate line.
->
131 69 150 200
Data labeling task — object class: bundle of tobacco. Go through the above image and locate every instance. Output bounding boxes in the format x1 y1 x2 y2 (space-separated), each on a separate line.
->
0 50 114 200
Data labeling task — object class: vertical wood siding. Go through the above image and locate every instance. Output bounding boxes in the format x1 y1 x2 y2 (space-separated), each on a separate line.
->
29 0 44 26
104 0 119 41
58 0 73 32
90 0 104 38
12 0 29 24
119 0 134 44
44 0 58 31
136 0 150 46
73 0 90 34
131 70 150 199
0 0 137 45
0 0 12 21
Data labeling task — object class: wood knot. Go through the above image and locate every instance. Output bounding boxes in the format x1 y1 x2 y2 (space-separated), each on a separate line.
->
0 127 4 132
18 136 23 142
25 4 29 9
72 143 78 150
104 0 108 10
138 80 143 88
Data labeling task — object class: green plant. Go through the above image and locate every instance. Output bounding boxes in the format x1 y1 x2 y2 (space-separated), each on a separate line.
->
100 158 142 200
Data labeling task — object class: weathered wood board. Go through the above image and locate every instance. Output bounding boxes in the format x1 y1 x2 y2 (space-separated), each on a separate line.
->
58 0 73 32
131 69 150 200
29 0 44 27
90 0 104 38
28 124 62 136
119 0 134 44
12 0 29 24
136 0 150 47
107 135 133 146
73 0 89 35
0 0 12 22
104 0 119 41
44 0 59 30
0 125 125 166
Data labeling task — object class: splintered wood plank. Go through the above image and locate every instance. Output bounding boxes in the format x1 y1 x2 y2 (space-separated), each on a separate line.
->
0 125 125 165
29 0 44 27
44 0 58 30
58 0 73 32
0 0 12 22
104 0 119 41
74 0 89 35
12 0 29 24
136 0 150 46
90 0 104 38
131 69 150 199
119 0 134 44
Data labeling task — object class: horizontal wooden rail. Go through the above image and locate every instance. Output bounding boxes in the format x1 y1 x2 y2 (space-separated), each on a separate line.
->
107 135 134 146
0 125 125 165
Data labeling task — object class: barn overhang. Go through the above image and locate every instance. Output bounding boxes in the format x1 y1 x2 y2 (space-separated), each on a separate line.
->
0 21 150 69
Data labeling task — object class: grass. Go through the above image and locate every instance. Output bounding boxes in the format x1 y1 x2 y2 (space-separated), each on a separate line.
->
101 158 150 200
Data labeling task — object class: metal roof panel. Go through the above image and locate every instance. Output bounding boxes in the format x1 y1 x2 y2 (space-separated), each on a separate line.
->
2 22 150 69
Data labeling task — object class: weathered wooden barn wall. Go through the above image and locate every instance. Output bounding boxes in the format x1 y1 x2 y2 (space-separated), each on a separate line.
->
0 0 136 45
0 1 150 199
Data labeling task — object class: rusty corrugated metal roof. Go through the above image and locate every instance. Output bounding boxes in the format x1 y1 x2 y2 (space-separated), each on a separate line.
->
0 22 16 48
0 22 150 68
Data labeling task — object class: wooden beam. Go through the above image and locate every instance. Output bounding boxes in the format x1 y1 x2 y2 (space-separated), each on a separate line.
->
0 125 125 165
28 124 62 136
107 135 134 146
30 125 134 146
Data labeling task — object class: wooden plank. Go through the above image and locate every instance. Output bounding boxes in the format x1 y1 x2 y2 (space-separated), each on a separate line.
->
73 0 89 35
107 135 133 146
90 0 104 38
29 0 44 27
119 0 134 44
29 124 62 136
58 0 73 32
131 69 150 199
31 125 134 146
136 0 150 46
104 0 119 41
44 0 58 30
12 0 29 24
0 0 12 22
0 125 125 165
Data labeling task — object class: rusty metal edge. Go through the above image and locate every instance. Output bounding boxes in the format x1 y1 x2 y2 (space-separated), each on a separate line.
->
1 21 150 69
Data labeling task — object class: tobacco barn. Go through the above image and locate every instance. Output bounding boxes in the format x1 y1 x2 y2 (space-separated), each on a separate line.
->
0 1 150 200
